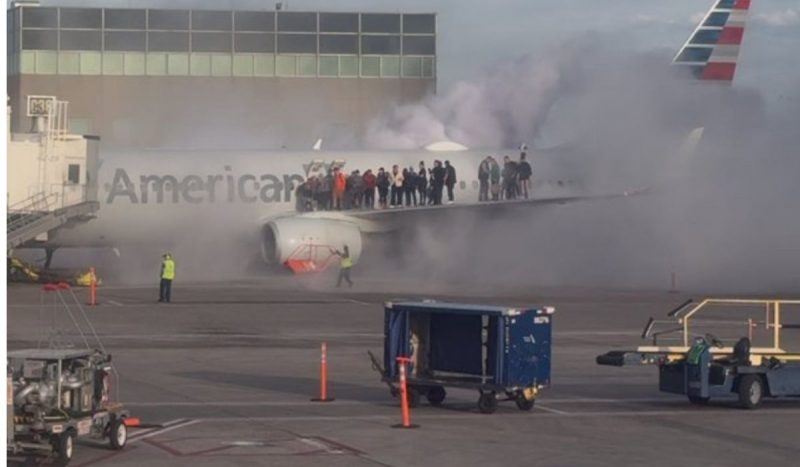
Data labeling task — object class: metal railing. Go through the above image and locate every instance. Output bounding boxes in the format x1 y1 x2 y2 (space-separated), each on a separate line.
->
643 299 800 350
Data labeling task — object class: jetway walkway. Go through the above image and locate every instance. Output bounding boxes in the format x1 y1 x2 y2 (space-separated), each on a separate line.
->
7 192 99 250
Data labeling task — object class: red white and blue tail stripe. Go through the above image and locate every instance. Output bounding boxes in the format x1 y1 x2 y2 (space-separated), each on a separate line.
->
673 0 751 83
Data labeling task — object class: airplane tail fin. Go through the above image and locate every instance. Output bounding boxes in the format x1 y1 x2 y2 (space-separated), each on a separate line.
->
672 0 752 83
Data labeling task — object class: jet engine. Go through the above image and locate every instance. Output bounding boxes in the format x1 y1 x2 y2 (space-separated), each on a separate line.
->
260 217 362 267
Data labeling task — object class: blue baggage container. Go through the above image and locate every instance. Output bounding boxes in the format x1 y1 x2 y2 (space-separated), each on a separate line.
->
370 300 555 413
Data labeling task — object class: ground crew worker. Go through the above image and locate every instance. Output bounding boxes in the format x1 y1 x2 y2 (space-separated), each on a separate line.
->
330 245 354 288
158 253 175 303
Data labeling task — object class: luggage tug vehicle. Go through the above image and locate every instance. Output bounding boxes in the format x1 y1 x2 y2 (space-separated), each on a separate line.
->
597 299 800 408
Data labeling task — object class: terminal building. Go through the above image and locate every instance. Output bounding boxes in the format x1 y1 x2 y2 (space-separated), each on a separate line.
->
6 3 437 148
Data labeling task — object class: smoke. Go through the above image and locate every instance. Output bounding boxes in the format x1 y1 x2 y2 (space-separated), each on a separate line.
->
360 37 800 295
365 39 592 149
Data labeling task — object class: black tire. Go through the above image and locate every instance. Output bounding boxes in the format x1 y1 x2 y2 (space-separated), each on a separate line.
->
738 375 764 409
688 395 710 405
407 387 420 408
515 393 535 411
477 392 498 414
426 386 446 406
109 418 127 450
52 430 75 466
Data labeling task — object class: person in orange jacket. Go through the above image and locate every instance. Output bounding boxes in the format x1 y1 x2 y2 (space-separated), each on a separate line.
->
332 167 346 210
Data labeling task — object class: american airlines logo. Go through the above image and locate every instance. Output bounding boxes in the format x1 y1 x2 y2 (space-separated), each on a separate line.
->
105 167 306 204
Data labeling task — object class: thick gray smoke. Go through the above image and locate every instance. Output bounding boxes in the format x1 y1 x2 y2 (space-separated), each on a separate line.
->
360 38 800 295
365 39 591 149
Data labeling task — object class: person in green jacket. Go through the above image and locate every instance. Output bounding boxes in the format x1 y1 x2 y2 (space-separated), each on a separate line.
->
158 253 175 303
330 245 354 288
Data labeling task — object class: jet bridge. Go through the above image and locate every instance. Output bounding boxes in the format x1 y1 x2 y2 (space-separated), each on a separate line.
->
7 96 100 251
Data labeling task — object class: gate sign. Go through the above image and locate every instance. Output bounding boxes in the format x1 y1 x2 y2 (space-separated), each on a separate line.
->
26 95 56 117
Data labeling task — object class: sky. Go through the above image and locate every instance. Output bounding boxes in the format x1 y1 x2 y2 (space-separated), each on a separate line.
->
25 0 800 110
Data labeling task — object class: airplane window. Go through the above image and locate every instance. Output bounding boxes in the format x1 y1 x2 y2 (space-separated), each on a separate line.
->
459 181 466 190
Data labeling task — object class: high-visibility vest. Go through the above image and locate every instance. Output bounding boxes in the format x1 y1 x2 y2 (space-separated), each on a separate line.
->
340 256 353 269
162 258 176 280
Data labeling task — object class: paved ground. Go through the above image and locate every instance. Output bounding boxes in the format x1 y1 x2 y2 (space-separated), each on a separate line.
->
7 278 800 466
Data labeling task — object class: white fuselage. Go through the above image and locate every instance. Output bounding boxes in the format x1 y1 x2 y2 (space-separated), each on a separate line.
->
51 148 530 247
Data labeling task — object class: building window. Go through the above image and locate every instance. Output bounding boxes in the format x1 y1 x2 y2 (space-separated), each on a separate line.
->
319 13 358 32
148 10 190 30
277 12 317 32
234 11 275 32
319 35 357 54
361 35 400 55
22 30 58 50
60 8 102 29
276 55 296 76
297 55 316 76
403 14 435 34
361 14 400 33
361 56 380 77
235 33 275 53
104 31 146 52
403 36 435 55
403 56 422 77
381 56 400 77
191 11 232 31
148 32 189 52
319 55 338 76
277 34 317 54
67 164 81 184
339 55 358 77
22 7 58 28
60 31 102 51
104 9 146 30
192 33 232 53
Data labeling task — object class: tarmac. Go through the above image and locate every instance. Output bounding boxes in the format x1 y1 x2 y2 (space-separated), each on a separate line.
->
7 278 800 466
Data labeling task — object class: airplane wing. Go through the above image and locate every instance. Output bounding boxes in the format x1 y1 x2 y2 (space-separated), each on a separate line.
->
325 191 640 234
672 0 751 83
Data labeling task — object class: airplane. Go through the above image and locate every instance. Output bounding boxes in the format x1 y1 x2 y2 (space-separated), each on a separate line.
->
17 0 750 274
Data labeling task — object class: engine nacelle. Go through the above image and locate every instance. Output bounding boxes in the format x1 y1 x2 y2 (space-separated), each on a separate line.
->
261 217 362 267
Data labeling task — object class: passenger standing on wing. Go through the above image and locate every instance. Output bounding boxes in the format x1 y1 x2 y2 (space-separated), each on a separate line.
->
363 169 376 209
377 167 390 208
489 157 501 201
158 253 175 303
330 245 354 288
518 149 532 200
502 156 518 200
405 167 418 206
444 160 457 204
417 162 428 206
478 157 490 202
431 160 446 205
352 170 364 209
320 170 332 210
391 165 404 208
333 167 346 210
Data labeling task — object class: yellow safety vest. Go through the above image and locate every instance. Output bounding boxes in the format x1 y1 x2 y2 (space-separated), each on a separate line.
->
340 256 353 269
162 258 176 280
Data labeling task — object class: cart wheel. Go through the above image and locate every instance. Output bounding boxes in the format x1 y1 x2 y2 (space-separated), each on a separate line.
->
426 386 446 406
738 375 764 409
407 387 421 408
109 418 128 450
515 393 535 411
477 392 498 414
52 430 75 466
687 395 710 405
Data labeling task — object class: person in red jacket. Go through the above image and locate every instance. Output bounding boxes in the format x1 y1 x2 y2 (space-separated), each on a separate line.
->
332 167 346 210
362 169 377 209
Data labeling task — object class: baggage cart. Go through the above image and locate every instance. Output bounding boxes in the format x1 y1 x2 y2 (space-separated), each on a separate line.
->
370 300 555 413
